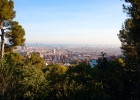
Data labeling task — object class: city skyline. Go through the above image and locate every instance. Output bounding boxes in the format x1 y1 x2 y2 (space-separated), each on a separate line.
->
14 0 128 46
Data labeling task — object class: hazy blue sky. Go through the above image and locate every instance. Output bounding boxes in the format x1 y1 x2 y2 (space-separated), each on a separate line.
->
13 0 127 46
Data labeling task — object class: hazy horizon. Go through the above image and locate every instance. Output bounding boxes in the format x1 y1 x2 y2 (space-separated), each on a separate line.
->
26 42 121 47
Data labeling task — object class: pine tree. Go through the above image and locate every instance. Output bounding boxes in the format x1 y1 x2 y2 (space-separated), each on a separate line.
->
0 0 25 58
5 21 26 52
118 0 140 61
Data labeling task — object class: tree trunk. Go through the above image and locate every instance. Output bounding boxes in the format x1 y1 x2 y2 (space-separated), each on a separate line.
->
1 29 5 58
0 21 4 58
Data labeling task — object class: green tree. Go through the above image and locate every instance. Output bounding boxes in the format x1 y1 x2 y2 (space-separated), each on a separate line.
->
118 2 140 99
0 54 47 99
66 62 108 100
0 0 15 57
123 0 140 19
96 58 125 100
4 52 23 66
44 64 68 100
24 53 44 67
5 21 26 52
118 0 140 62
15 66 47 100
0 0 25 58
0 59 20 99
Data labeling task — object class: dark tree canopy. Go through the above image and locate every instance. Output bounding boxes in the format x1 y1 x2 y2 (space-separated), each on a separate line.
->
118 0 140 61
123 0 140 18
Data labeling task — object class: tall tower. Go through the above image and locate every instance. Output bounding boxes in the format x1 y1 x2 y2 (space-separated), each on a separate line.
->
53 48 56 53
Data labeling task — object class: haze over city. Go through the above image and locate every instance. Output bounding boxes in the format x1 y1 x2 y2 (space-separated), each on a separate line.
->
13 0 128 46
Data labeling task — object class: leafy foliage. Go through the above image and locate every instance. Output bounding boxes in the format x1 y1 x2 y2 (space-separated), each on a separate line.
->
117 1 140 99
0 0 15 21
4 52 23 66
15 66 47 100
7 21 26 46
66 63 108 100
0 59 20 99
0 54 140 99
44 64 68 99
24 53 44 67
0 0 26 57
118 0 140 62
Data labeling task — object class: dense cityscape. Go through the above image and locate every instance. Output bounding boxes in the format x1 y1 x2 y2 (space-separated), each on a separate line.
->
16 44 122 66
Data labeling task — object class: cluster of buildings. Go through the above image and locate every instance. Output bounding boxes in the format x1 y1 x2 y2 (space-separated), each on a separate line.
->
15 45 122 67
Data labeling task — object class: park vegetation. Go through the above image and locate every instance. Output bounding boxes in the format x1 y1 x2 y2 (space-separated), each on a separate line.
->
0 0 140 100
